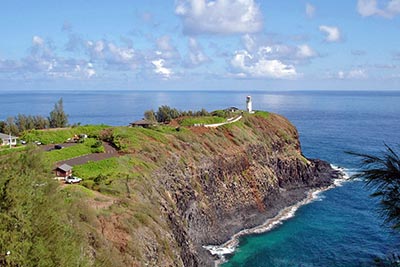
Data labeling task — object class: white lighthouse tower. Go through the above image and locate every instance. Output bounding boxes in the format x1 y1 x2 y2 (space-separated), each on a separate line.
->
246 95 253 113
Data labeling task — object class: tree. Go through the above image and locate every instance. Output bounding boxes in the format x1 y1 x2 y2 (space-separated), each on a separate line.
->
48 98 68 128
156 105 180 123
3 117 19 135
350 145 400 230
350 145 400 266
144 109 157 122
32 115 49 129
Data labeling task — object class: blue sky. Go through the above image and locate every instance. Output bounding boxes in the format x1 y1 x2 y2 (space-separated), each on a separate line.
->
0 0 400 91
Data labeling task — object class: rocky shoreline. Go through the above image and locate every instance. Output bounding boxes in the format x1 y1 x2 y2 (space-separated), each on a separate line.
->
204 162 345 266
160 144 343 266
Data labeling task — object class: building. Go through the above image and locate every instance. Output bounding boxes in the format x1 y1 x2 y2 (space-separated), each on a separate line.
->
54 164 73 178
130 119 155 128
224 107 239 113
246 96 253 113
0 133 18 146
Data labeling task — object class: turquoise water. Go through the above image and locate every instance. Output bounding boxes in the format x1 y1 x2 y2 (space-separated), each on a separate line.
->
1 90 400 266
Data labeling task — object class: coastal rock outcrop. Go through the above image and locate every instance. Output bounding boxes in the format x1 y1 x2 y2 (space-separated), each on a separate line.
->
153 113 342 266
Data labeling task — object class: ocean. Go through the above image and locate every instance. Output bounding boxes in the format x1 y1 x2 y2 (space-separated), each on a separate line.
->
1 90 400 266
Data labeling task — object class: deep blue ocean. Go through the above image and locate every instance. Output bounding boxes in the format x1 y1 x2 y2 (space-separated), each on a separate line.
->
1 90 400 266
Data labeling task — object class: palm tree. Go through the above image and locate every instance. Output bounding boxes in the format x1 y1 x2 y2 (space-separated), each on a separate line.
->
349 144 400 230
350 145 400 266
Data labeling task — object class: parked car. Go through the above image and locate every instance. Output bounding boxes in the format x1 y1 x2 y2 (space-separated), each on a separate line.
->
34 141 42 145
54 144 64 149
65 176 82 184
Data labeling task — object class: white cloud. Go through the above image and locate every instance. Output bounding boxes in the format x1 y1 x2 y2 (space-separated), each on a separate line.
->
32 36 45 46
185 37 210 67
155 36 180 60
175 0 263 35
348 69 367 79
152 59 173 79
306 3 316 18
319 25 341 42
296 44 316 58
337 69 367 79
230 50 297 79
242 34 257 52
357 0 400 18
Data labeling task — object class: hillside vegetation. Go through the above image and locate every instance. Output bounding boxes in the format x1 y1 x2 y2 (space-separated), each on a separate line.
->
0 111 338 267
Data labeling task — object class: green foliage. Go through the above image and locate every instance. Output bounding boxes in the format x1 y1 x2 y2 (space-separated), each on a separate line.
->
20 125 108 145
0 148 89 266
211 109 233 118
0 146 28 156
179 116 226 126
155 105 180 123
152 105 211 123
45 144 90 163
350 144 400 230
73 157 120 179
254 110 270 119
44 138 103 163
144 110 157 122
48 98 69 128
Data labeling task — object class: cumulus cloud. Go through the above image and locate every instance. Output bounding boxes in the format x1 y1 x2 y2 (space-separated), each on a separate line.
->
296 44 317 59
319 25 341 42
337 69 367 79
306 3 316 18
0 35 97 80
175 0 263 35
230 50 297 79
155 35 180 61
152 59 173 79
357 0 400 18
184 37 210 67
241 35 318 61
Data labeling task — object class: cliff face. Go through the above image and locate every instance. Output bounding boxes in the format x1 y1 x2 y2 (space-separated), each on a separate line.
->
152 113 341 266
63 112 341 267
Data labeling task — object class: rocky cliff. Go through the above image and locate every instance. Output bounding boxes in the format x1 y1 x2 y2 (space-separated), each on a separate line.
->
58 112 341 267
153 113 341 266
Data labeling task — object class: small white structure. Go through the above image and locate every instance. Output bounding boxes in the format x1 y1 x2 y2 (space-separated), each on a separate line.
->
246 96 254 113
0 133 18 147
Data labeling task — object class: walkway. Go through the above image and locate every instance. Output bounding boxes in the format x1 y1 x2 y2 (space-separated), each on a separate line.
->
203 115 243 128
58 142 119 167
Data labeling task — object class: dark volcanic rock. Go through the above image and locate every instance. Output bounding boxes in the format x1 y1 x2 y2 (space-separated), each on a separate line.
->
158 141 342 266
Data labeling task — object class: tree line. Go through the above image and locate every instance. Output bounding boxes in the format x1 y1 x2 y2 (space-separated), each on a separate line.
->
144 105 210 123
0 98 68 136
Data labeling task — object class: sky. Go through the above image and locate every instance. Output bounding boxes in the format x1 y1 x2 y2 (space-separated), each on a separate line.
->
0 0 400 91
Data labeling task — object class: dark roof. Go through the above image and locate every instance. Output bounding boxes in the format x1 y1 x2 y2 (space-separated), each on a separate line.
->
225 107 239 111
130 119 155 126
0 133 18 139
56 164 72 172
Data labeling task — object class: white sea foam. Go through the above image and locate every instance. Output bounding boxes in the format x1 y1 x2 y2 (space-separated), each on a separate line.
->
204 165 352 266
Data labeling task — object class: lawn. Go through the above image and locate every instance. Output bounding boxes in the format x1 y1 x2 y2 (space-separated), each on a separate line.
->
20 125 109 145
44 138 103 163
72 157 120 179
179 116 226 126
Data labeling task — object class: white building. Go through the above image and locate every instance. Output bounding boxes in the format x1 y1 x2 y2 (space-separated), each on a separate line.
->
246 95 253 113
0 133 18 146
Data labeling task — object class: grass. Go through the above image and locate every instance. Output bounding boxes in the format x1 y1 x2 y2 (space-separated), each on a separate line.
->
73 157 121 179
44 144 92 163
0 145 28 156
44 138 102 163
179 116 226 126
254 110 270 119
20 125 109 145
112 127 170 152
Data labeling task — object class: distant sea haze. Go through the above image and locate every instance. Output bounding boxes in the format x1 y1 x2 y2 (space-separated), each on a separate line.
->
1 90 400 266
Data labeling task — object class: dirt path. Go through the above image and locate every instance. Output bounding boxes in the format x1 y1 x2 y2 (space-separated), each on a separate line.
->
58 142 119 166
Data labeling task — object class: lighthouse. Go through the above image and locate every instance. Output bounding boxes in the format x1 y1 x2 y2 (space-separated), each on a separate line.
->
246 95 253 113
